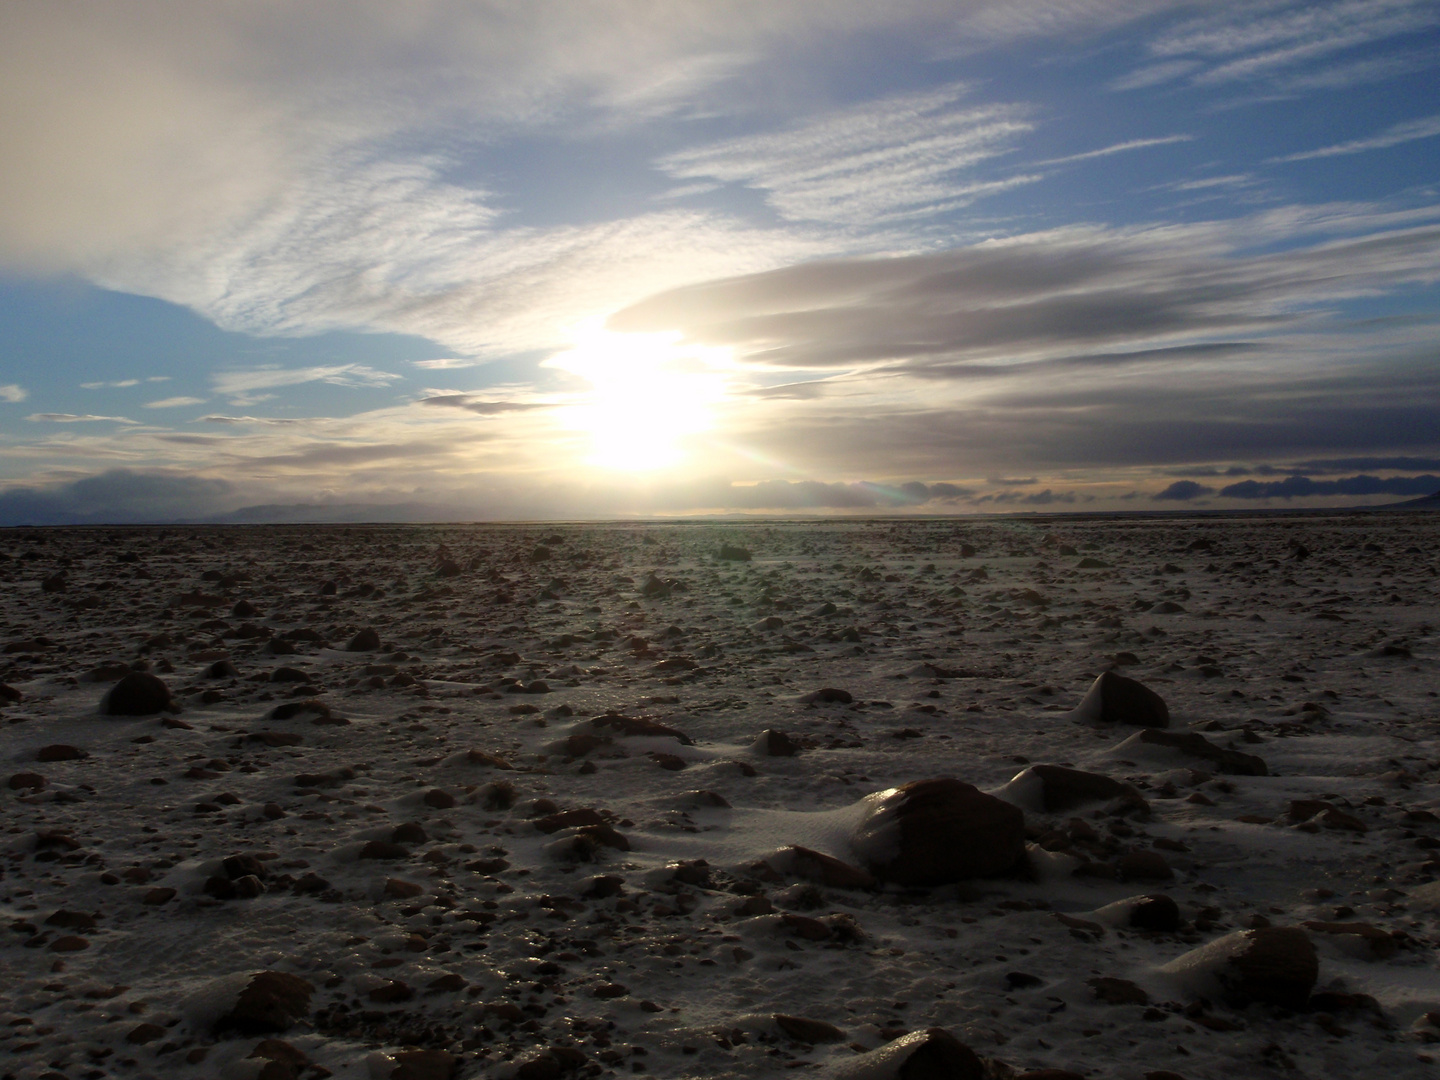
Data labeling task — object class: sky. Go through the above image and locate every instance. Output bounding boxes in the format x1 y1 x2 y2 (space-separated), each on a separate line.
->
1 0 1438 523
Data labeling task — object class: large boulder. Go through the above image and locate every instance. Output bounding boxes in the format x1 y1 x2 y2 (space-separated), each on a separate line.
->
833 1028 984 1080
1073 671 1169 728
851 778 1025 886
1161 927 1317 1008
103 672 177 716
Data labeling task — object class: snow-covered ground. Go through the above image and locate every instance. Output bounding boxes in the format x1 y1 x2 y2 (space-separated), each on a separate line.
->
2 514 1438 1080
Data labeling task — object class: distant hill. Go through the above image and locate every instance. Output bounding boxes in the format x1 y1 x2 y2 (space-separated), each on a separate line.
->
1379 489 1440 510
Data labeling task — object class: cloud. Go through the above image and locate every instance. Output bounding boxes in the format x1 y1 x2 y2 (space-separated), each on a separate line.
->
418 394 549 415
0 384 27 403
1139 0 1440 89
979 488 1076 505
987 476 1038 486
657 83 1038 225
144 396 208 408
80 379 140 389
1220 472 1440 499
610 205 1440 372
212 364 400 396
1032 134 1193 166
1154 479 1214 500
25 412 139 424
0 468 234 525
1271 113 1440 162
199 414 307 425
411 358 480 370
1292 455 1440 472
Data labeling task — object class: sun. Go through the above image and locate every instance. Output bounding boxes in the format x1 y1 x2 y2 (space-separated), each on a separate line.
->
546 326 731 471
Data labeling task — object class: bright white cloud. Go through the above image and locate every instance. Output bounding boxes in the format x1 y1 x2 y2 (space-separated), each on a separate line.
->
144 396 208 408
80 379 139 389
0 384 27 403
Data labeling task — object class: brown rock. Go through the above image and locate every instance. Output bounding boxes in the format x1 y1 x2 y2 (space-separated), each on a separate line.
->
1301 921 1398 959
384 878 425 899
0 682 22 703
895 1029 985 1080
48 935 89 951
757 728 800 756
143 887 177 905
346 628 381 652
8 772 44 791
368 980 414 1003
773 1014 846 1042
853 778 1025 886
535 808 607 833
214 971 315 1034
423 788 456 809
1128 728 1268 776
1089 977 1150 1005
1023 764 1147 812
590 713 694 744
104 671 178 716
126 1022 167 1044
465 749 514 769
36 744 87 762
592 982 629 998
1169 927 1317 1009
1079 671 1170 727
775 844 877 889
360 841 410 860
1129 894 1181 931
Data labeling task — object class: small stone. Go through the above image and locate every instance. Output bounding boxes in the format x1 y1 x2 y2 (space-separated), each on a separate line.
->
423 788 456 809
592 982 629 999
368 979 414 1004
125 1022 167 1045
48 935 89 952
384 878 425 899
756 728 800 756
8 772 45 791
143 887 177 905
1089 977 1149 1005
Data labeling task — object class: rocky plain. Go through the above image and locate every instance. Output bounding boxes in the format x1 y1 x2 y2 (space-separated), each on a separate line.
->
1 513 1438 1080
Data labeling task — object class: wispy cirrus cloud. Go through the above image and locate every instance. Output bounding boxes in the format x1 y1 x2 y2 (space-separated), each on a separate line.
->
212 364 401 396
1032 134 1193 166
1271 113 1440 162
657 83 1038 225
144 395 207 408
26 413 139 424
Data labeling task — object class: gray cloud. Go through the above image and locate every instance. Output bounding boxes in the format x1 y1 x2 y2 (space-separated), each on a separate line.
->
1220 473 1440 499
418 394 549 415
1154 479 1213 500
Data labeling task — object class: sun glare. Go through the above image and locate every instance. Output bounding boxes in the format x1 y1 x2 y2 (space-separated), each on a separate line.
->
547 327 731 471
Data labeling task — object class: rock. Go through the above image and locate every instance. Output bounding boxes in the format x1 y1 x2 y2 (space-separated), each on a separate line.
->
390 1049 458 1080
465 749 514 769
1090 977 1149 1005
802 687 853 704
592 982 628 999
773 1014 846 1043
755 728 800 756
1128 894 1181 931
360 841 410 860
997 764 1145 813
1287 800 1366 831
1073 671 1169 727
126 1022 167 1044
267 699 338 723
770 845 877 889
37 744 87 762
205 659 240 678
423 788 456 809
103 671 178 716
834 1029 984 1080
1301 921 1398 960
589 713 694 744
1162 927 1317 1009
369 980 414 1004
8 772 45 791
384 878 425 899
232 599 261 617
0 682 22 703
143 887 177 905
49 935 89 951
1118 729 1268 776
851 778 1026 886
346 628 381 652
214 971 314 1035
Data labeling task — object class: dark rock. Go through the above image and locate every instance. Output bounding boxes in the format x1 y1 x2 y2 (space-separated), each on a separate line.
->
214 971 314 1035
590 713 694 745
204 659 240 678
223 854 268 880
346 628 381 652
1118 851 1173 882
771 845 877 889
390 1049 458 1080
0 683 22 703
359 841 410 860
1075 671 1169 728
1090 977 1149 1005
773 1014 845 1043
270 667 310 683
804 687 853 704
103 671 178 716
391 822 428 844
1125 729 1268 775
9 772 46 791
1167 927 1317 1009
894 1029 985 1080
232 600 261 617
756 728 800 756
1009 764 1146 812
1129 894 1182 931
852 778 1025 886
718 544 752 561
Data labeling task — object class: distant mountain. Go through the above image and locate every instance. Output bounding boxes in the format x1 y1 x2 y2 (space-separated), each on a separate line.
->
1379 489 1440 510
